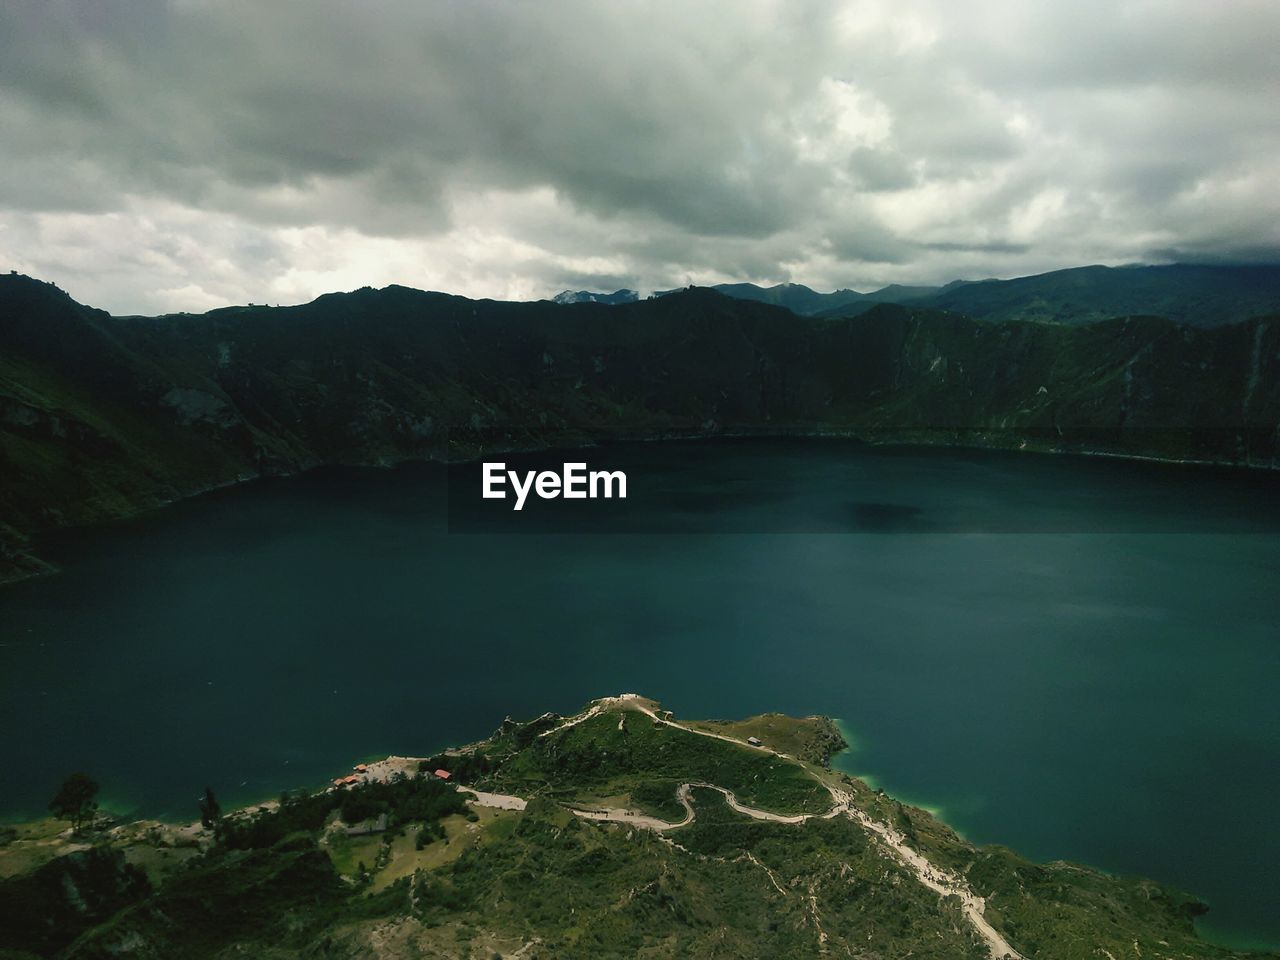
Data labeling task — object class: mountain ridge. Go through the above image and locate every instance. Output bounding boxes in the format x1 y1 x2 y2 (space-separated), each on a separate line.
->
651 263 1280 326
2 271 1278 582
552 288 639 305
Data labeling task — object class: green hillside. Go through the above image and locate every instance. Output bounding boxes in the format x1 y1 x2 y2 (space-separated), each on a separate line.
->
811 264 1280 326
2 272 1278 581
1 697 1269 959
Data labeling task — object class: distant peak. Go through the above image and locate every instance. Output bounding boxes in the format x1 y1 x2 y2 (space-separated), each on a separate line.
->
552 289 639 306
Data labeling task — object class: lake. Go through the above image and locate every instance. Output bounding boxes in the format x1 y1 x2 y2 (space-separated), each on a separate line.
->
2 439 1278 947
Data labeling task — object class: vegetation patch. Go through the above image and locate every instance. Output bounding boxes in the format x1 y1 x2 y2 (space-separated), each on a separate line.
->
483 709 832 816
0 698 1267 959
684 712 848 766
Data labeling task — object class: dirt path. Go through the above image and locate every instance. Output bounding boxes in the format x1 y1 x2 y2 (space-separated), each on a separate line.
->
568 802 691 832
428 697 1018 960
632 701 782 753
532 696 1021 960
682 782 847 824
842 800 1020 959
536 694 643 738
567 780 1017 958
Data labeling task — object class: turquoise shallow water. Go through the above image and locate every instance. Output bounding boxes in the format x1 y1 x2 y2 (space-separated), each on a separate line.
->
1 440 1278 947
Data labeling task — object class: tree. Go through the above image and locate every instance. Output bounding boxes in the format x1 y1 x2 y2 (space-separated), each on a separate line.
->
48 773 99 833
199 786 222 829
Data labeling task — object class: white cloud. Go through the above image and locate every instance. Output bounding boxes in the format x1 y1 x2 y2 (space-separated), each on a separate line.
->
0 0 1277 312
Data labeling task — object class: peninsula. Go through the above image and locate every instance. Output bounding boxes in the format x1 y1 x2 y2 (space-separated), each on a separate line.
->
1 695 1267 959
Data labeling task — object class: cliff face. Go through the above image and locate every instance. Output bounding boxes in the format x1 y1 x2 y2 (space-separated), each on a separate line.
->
2 273 1278 578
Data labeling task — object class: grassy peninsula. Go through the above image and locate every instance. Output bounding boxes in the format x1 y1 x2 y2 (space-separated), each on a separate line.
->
0 695 1270 960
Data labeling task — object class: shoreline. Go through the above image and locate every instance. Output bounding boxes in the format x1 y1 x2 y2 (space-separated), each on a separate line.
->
827 717 953 826
4 428 1277 588
824 720 1267 954
5 696 1269 953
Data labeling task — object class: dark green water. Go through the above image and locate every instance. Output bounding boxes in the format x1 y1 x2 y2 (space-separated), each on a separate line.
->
2 440 1278 947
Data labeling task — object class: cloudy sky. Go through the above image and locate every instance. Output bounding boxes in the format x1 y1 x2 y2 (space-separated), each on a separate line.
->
2 0 1278 315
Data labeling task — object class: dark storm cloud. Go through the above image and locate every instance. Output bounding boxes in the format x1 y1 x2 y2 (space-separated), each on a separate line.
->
0 0 1277 313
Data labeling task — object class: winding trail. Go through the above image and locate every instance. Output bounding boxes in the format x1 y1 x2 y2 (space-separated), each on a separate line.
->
843 801 1021 960
487 696 1022 960
569 802 691 832
536 694 639 738
563 780 841 832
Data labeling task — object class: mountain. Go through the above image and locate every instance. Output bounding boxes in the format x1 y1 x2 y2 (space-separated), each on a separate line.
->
0 695 1261 959
813 263 1280 327
2 272 1278 580
667 265 1280 326
654 281 879 315
551 288 639 305
860 282 941 303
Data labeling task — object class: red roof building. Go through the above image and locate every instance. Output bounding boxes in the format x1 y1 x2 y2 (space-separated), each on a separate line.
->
434 769 452 780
